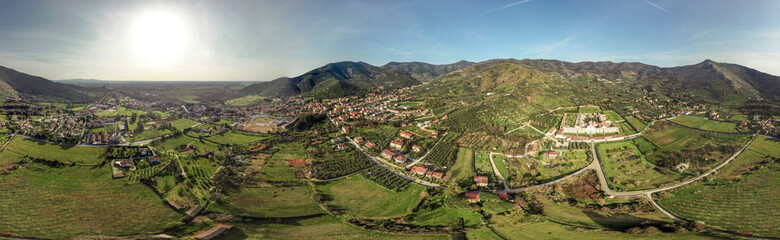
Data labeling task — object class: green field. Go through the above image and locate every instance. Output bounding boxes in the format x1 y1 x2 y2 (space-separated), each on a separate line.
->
208 186 324 218
225 95 265 106
206 131 270 145
578 106 602 113
671 115 738 133
317 175 424 218
0 164 182 238
492 220 722 240
218 215 449 240
408 205 483 228
603 110 623 122
0 138 106 165
729 114 749 121
536 194 671 230
535 151 589 182
624 116 647 132
95 106 146 117
492 155 510 182
451 147 475 184
598 141 683 190
170 118 198 131
466 229 504 240
128 128 173 142
153 134 221 153
618 122 637 135
474 150 493 177
261 142 308 181
643 125 748 154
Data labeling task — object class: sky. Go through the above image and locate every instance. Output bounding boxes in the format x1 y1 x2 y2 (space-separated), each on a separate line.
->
0 0 778 81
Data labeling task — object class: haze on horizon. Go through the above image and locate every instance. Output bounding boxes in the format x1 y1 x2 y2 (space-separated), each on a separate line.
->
0 0 778 81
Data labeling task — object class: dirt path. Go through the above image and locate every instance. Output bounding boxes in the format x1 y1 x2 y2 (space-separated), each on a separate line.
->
488 152 510 191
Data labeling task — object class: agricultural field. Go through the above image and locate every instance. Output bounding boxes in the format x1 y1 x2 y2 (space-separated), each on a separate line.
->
492 154 510 182
659 163 779 237
261 142 308 181
0 138 106 165
208 186 324 218
450 147 475 184
618 122 637 135
603 110 623 122
206 131 270 145
128 128 173 142
0 164 182 239
624 116 647 132
598 141 683 191
466 229 504 240
715 136 780 180
421 133 458 167
578 106 602 113
492 219 721 240
152 133 221 153
535 193 672 230
170 118 198 131
474 150 493 177
218 215 448 240
408 204 483 228
729 114 749 121
225 95 265 106
95 106 145 117
316 175 424 218
671 115 738 133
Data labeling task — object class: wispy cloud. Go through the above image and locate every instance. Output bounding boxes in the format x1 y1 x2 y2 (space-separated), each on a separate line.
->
480 0 533 17
642 0 670 13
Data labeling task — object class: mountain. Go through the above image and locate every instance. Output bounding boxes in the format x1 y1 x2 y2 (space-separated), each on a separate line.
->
0 66 92 102
241 61 420 98
380 60 474 82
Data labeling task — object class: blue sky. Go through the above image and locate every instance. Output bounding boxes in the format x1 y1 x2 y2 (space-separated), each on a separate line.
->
0 0 778 80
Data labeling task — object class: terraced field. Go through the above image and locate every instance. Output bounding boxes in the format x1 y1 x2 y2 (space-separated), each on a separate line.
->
0 164 182 239
671 115 738 133
598 141 683 191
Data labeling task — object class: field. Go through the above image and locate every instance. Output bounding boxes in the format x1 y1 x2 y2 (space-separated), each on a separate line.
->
578 106 602 113
671 115 737 133
261 142 307 181
0 164 182 238
618 121 637 135
225 95 265 106
206 131 270 145
642 125 749 163
492 154 510 182
450 147 475 184
474 150 493 177
152 134 221 153
170 118 198 131
95 106 145 117
316 175 424 218
492 220 722 240
729 114 749 121
0 137 106 165
466 229 504 240
624 116 647 132
603 110 623 122
535 194 671 230
128 128 173 142
535 151 589 181
598 141 683 190
408 205 483 228
208 186 324 218
219 215 449 240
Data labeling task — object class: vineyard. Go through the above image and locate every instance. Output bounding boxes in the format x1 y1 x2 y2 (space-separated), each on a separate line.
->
423 133 459 167
311 150 372 179
361 165 411 191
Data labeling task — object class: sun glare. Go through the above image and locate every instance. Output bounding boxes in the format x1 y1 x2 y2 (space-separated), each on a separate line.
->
130 10 189 64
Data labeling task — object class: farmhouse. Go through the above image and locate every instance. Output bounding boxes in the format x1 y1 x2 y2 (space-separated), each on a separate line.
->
341 126 351 134
544 151 559 159
114 159 133 168
426 170 444 179
474 176 489 187
168 200 184 210
431 132 439 138
364 141 376 148
496 192 513 201
336 144 349 150
148 156 162 164
382 149 396 159
394 155 407 164
465 192 480 203
390 138 404 150
193 224 234 240
560 113 619 135
411 165 428 175
186 205 204 216
400 131 414 139
412 145 422 152
354 137 364 144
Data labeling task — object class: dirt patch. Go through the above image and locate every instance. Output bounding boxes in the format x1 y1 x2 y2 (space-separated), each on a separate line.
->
562 171 604 202
246 154 271 177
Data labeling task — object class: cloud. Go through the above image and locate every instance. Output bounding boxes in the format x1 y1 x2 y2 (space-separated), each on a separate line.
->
480 0 533 17
642 0 670 13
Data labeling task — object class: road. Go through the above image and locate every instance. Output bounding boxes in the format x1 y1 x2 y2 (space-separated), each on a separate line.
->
345 136 445 189
488 152 510 191
404 132 448 169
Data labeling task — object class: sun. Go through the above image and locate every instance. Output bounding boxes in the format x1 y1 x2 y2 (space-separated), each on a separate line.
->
130 10 190 64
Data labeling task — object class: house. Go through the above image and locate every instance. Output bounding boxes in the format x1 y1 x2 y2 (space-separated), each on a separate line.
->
400 131 414 139
428 171 445 179
465 192 480 203
354 137 365 144
411 165 428 175
114 159 133 168
496 192 512 201
148 156 162 164
337 144 349 150
364 141 376 148
544 151 559 159
112 172 125 178
390 138 404 150
168 200 184 210
193 224 234 240
412 145 422 153
382 149 396 159
431 132 439 139
394 155 407 164
474 176 489 187
330 137 345 143
186 205 204 216
341 126 351 134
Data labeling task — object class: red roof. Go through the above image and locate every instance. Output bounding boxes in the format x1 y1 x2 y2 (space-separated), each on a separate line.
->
474 176 488 184
365 142 376 148
400 131 414 138
496 192 511 200
411 165 428 174
193 224 234 240
465 192 480 200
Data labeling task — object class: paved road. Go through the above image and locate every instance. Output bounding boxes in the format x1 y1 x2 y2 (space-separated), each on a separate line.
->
404 132 448 169
488 152 510 191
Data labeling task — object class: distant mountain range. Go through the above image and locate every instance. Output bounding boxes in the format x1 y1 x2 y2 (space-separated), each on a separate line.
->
0 66 92 102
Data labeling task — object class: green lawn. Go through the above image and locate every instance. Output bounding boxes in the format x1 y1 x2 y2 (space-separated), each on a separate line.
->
208 186 324 218
316 175 424 218
450 147 475 184
206 131 270 145
218 215 449 240
0 164 182 239
671 115 738 133
0 138 106 165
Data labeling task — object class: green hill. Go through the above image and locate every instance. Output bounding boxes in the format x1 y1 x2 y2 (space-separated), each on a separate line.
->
0 65 93 102
380 60 474 82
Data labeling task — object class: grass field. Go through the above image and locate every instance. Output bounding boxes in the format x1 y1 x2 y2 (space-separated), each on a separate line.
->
451 147 475 184
729 114 749 121
95 106 146 117
0 164 182 238
218 215 449 240
206 131 270 145
225 95 265 106
0 138 106 165
624 116 647 132
408 205 483 228
128 128 173 142
659 163 780 237
619 122 637 135
466 229 504 240
170 118 198 131
492 220 722 240
598 141 683 190
317 175 424 218
603 110 623 122
153 134 221 153
643 125 748 154
579 106 602 113
261 142 307 181
535 151 589 182
208 186 324 218
492 154 510 182
671 115 737 133
536 194 671 230
474 150 493 177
